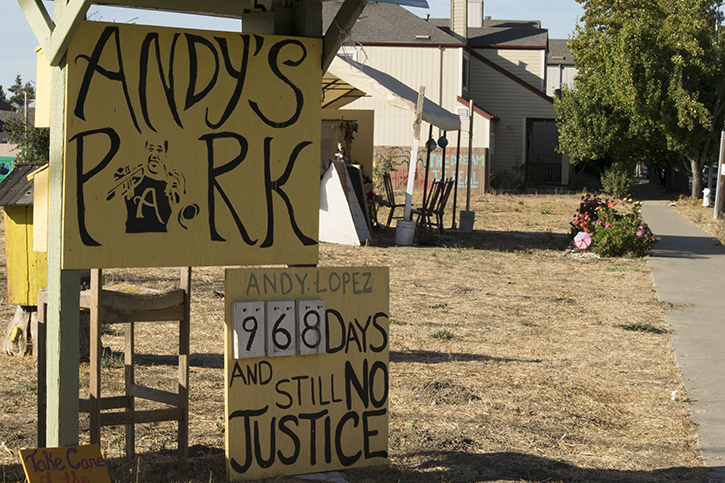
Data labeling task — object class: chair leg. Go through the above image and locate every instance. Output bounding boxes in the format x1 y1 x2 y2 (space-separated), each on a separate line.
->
386 206 395 228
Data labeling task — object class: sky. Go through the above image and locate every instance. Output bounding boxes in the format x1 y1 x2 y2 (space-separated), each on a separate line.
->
1 0 584 97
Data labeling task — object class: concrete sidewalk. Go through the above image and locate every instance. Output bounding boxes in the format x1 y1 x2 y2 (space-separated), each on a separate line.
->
641 200 725 482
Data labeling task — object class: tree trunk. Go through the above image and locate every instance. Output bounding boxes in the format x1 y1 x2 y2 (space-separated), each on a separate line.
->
691 157 704 198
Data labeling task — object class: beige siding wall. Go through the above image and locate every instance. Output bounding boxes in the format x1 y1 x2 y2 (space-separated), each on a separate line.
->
342 46 476 146
468 56 555 173
475 48 545 91
546 64 577 96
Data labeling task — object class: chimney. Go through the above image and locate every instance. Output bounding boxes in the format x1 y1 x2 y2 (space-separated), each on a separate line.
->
450 0 468 38
467 0 483 29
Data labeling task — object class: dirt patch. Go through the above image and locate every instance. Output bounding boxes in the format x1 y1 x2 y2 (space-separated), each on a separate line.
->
0 189 707 483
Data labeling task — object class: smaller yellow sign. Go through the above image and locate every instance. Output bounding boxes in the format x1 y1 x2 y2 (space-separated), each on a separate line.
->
19 445 111 483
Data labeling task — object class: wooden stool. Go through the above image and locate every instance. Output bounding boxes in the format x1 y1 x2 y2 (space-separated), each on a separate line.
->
38 268 191 469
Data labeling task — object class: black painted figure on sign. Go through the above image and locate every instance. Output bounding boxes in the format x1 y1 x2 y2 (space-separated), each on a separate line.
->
108 140 186 233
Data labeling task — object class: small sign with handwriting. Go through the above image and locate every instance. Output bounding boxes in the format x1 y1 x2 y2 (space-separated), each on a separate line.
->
19 445 111 483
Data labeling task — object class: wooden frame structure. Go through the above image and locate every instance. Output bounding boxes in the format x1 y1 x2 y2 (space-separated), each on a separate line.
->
38 268 192 468
18 0 439 455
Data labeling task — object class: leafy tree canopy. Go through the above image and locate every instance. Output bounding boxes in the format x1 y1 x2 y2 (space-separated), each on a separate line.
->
556 0 725 197
8 74 35 105
4 116 49 164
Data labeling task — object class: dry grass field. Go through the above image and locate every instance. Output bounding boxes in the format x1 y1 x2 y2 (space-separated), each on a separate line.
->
0 187 708 483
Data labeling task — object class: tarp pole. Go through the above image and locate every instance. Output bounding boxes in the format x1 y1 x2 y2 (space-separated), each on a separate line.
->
419 124 434 222
451 128 461 229
466 99 474 212
404 87 425 221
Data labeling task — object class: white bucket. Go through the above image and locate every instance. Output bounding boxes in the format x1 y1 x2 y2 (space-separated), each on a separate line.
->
459 210 475 230
395 220 416 246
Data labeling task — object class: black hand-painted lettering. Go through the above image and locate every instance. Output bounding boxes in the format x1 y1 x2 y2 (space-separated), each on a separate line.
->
184 34 220 111
139 32 183 131
261 138 317 247
362 409 388 459
277 415 300 465
201 132 256 244
74 26 140 133
71 128 121 246
272 313 292 350
369 361 388 408
298 410 328 466
344 359 369 410
229 406 268 474
249 39 306 128
335 412 362 466
325 309 345 354
253 35 265 56
230 361 247 387
275 379 293 409
370 312 388 353
242 316 258 351
253 417 276 468
206 35 250 129
301 310 321 349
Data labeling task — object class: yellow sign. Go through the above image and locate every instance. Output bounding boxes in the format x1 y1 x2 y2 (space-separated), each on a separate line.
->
225 267 389 481
19 445 112 483
63 22 321 269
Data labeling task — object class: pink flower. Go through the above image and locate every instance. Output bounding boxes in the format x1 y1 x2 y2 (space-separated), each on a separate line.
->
637 231 643 237
595 220 602 225
608 201 617 208
605 222 612 228
572 219 579 226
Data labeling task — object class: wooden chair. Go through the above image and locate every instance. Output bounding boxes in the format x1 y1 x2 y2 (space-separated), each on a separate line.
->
413 178 454 234
37 268 191 469
412 178 444 230
376 172 406 228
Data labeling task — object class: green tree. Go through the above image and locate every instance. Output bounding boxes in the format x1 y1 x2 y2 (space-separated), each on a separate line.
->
0 86 7 103
8 74 35 105
557 0 725 197
4 116 49 164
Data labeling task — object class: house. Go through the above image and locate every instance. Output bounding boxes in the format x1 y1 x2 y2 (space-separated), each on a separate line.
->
322 0 570 189
546 39 576 97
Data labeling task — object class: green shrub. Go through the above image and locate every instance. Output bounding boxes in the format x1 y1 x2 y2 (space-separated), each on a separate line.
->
600 162 633 199
571 193 658 257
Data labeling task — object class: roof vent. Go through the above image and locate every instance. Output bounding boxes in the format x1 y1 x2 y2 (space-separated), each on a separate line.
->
416 35 431 39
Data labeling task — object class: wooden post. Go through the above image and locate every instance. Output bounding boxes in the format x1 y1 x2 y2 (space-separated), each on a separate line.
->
45 0 81 448
404 87 425 221
178 267 192 469
466 99 474 212
451 128 461 229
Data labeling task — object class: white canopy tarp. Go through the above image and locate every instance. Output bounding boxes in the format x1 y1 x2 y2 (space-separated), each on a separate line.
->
326 55 461 132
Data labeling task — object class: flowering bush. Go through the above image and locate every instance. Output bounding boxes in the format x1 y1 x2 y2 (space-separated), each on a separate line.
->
571 192 658 257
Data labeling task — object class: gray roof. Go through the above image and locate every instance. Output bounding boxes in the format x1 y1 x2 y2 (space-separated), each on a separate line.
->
548 39 575 64
322 1 460 44
424 17 548 47
0 163 45 207
467 19 548 47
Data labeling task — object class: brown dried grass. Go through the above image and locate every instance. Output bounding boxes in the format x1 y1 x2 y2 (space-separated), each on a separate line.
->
0 188 707 483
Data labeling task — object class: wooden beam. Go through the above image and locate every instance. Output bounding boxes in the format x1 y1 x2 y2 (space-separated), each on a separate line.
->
93 0 248 18
44 0 82 450
48 0 92 66
321 0 367 72
17 0 53 55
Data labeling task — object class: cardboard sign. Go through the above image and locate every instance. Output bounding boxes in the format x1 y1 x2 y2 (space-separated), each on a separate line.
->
19 444 111 483
225 267 389 481
63 22 321 269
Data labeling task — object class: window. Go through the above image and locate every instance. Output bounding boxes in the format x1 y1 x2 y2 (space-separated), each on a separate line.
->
462 53 470 92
